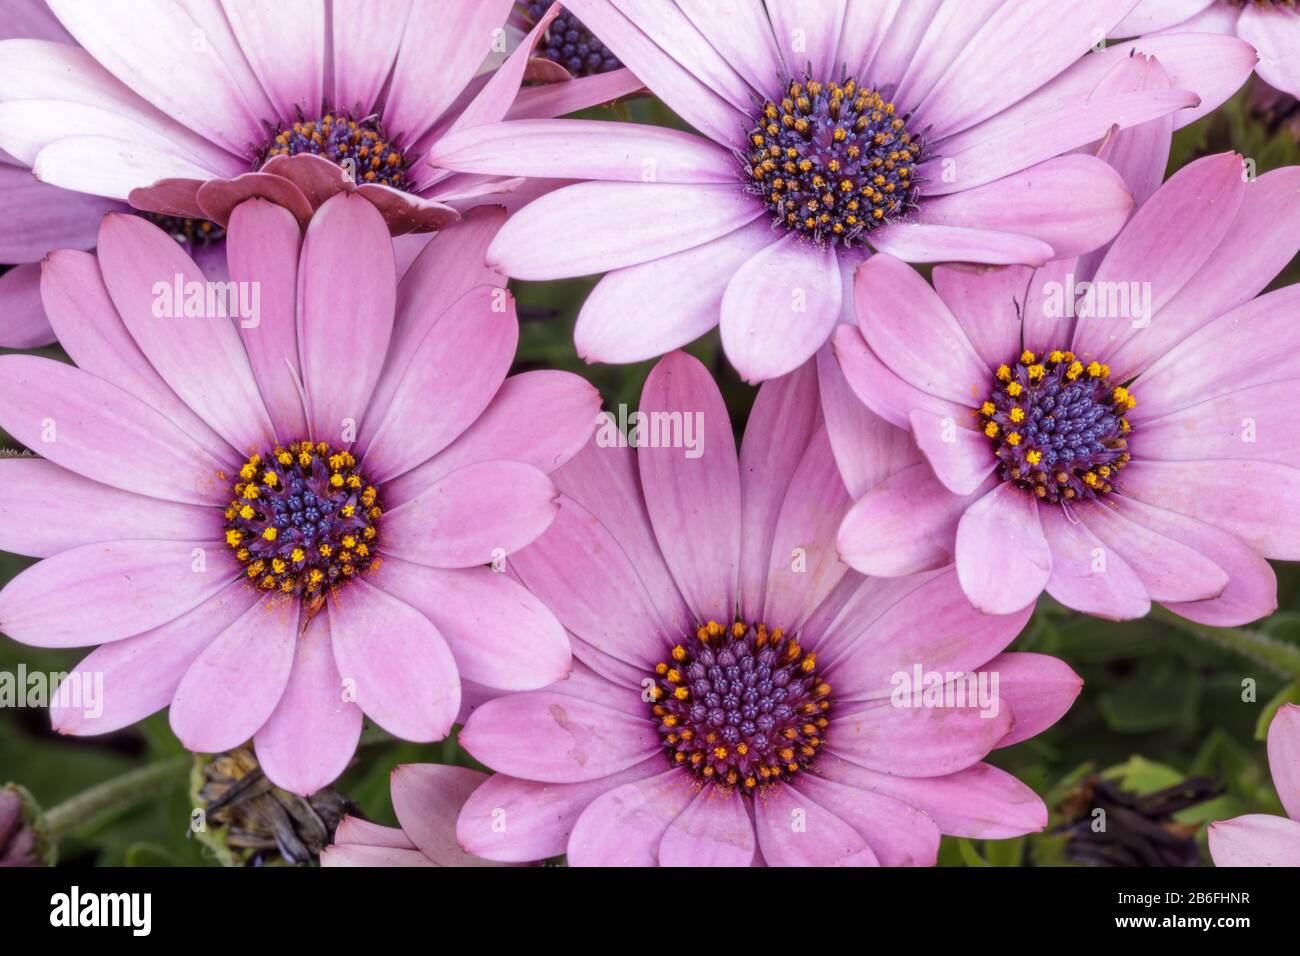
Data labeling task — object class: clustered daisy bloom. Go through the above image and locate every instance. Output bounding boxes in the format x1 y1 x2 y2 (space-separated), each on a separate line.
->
1209 704 1300 866
0 193 598 796
0 0 640 236
1114 0 1300 98
430 0 1254 381
835 151 1300 622
445 352 1080 866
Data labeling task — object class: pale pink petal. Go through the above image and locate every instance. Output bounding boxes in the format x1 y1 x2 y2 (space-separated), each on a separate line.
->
1113 0 1216 35
460 690 660 784
761 428 851 630
830 697 1013 777
814 752 1048 839
38 249 232 463
870 221 1055 266
575 220 772 365
487 181 762 280
792 773 941 867
917 0 1140 138
720 234 842 384
824 566 1032 702
431 118 737 183
0 354 231 502
1268 704 1300 822
738 360 821 620
169 594 299 753
328 578 461 741
1080 497 1228 603
638 351 742 622
910 409 995 496
955 483 1051 615
390 764 508 866
1209 814 1300 867
509 496 668 671
658 786 756 867
383 0 517 142
753 781 875 867
831 323 970 430
0 262 53 348
1115 496 1277 627
361 288 517 484
97 213 276 455
370 556 570 692
296 193 396 444
0 459 217 558
383 370 598 504
381 460 558 569
1239 5 1300 99
457 759 663 863
931 263 1032 370
43 1 266 152
1117 459 1300 560
566 768 697 866
0 164 117 262
50 582 258 735
837 463 982 578
225 198 309 440
564 0 747 144
985 652 1083 747
856 253 991 403
253 613 363 796
914 155 1134 260
1039 503 1151 620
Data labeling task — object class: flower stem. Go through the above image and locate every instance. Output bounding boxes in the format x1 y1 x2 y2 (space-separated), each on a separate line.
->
1151 607 1300 681
40 755 191 845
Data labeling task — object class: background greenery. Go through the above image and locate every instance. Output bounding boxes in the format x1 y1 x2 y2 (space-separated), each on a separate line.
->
3 84 1300 867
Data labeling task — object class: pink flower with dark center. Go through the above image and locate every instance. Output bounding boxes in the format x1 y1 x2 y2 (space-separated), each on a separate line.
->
451 351 1081 867
429 0 1255 382
1114 0 1300 98
322 764 523 867
834 150 1300 622
0 193 600 795
0 0 641 238
1209 703 1300 866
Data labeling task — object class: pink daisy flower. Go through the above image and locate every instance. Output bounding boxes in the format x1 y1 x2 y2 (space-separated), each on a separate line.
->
1209 703 1300 866
0 0 119 348
0 0 641 237
1114 1 1300 98
452 351 1081 867
429 0 1254 382
835 149 1300 621
0 193 600 795
323 765 519 867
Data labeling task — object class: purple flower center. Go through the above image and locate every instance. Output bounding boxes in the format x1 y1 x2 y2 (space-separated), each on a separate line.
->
142 213 226 249
223 441 382 605
978 349 1135 504
648 619 831 793
526 1 621 77
258 111 411 191
744 77 923 247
